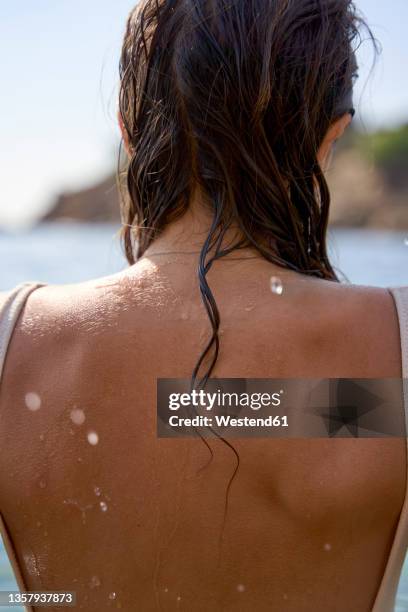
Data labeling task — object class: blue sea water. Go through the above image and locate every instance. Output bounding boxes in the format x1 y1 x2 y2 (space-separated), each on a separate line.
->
1 223 408 611
1 223 408 290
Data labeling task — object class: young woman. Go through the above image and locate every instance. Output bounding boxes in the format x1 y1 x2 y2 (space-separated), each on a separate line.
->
1 1 407 611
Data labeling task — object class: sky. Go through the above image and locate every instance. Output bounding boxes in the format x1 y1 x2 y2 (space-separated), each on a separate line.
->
0 0 407 228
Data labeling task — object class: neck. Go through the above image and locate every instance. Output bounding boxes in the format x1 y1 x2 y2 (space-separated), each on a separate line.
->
141 194 258 260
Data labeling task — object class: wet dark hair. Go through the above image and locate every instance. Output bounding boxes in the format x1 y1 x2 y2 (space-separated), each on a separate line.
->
118 0 376 529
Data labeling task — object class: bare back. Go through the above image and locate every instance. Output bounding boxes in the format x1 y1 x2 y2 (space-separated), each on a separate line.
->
0 254 405 611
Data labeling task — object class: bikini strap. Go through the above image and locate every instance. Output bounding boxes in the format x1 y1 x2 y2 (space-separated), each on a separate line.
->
389 287 408 379
370 287 408 611
0 282 46 383
389 287 408 436
0 282 45 612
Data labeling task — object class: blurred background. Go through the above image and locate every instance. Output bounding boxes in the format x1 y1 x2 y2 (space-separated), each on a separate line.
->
0 1 408 610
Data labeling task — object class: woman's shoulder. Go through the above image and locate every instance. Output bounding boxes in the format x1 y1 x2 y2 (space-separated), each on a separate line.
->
9 256 177 335
251 271 404 378
0 270 146 415
7 268 143 332
317 279 404 332
299 279 404 377
2 272 406 380
4 271 405 331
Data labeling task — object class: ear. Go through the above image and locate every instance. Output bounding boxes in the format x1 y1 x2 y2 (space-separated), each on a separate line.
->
317 113 352 171
118 109 132 156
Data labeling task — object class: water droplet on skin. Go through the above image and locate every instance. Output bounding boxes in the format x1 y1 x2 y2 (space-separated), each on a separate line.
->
39 480 46 489
108 592 116 600
36 521 41 527
237 584 245 593
323 542 332 551
87 431 99 446
94 486 101 497
100 501 108 512
180 311 188 320
164 588 169 593
177 596 181 601
25 392 41 411
70 408 85 426
23 552 40 577
64 499 93 525
43 530 48 537
89 575 101 588
39 434 45 441
77 457 83 462
245 306 255 312
270 276 283 296
283 593 288 600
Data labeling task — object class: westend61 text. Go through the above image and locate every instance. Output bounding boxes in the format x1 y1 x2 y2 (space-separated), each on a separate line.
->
168 415 289 427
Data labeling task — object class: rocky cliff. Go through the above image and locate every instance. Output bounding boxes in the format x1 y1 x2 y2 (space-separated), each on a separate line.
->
41 126 408 228
42 175 121 223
